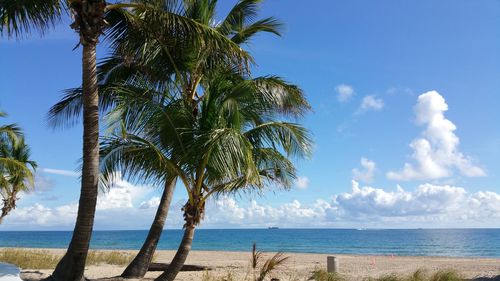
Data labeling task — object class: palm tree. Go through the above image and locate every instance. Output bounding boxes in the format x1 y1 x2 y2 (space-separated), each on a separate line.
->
98 69 312 281
117 0 282 277
3 1 249 280
0 111 37 224
0 111 23 174
48 0 276 278
1 1 107 279
0 138 37 224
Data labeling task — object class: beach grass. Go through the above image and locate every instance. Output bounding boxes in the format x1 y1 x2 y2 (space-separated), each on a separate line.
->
310 269 346 281
202 271 236 281
0 248 135 269
367 269 463 281
0 249 60 269
86 250 134 266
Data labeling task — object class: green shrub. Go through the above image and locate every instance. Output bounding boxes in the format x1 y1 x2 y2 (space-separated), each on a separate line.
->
370 275 405 281
429 270 463 281
201 271 236 281
367 269 464 281
310 269 346 281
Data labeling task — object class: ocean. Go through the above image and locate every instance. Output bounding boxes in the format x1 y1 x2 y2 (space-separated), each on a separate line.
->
0 229 499 257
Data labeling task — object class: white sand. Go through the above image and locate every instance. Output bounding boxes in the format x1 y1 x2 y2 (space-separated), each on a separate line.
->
18 249 500 280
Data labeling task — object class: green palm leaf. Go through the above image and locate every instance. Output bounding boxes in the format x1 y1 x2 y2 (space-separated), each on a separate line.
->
0 0 64 38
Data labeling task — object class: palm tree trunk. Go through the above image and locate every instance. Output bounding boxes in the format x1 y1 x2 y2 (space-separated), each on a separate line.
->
0 208 9 225
154 225 196 281
50 42 100 281
0 194 16 224
121 178 177 278
0 198 14 225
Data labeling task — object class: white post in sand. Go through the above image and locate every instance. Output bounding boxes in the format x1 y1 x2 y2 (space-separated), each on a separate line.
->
327 256 339 273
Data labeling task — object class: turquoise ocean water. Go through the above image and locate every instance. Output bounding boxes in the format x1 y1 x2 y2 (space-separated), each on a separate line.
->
0 229 499 257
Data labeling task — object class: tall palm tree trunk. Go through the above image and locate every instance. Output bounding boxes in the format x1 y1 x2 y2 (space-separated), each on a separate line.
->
121 178 177 278
50 42 100 281
154 224 196 281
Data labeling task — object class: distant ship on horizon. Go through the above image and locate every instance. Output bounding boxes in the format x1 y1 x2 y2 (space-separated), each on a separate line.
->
268 226 279 229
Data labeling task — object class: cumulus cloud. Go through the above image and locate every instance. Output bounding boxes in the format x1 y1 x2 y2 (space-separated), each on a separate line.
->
204 181 500 228
203 196 335 228
352 158 376 183
0 174 157 230
96 174 153 210
359 95 384 112
335 181 466 218
387 91 485 181
4 203 78 229
335 84 355 102
4 176 500 229
295 176 310 189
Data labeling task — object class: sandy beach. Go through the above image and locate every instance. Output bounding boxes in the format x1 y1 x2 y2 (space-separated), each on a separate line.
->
17 249 500 281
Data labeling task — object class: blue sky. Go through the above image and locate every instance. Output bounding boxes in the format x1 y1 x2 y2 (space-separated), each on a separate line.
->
1 0 500 230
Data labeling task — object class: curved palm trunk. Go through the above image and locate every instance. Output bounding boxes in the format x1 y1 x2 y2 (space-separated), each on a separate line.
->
0 196 15 224
121 178 177 278
50 42 100 281
154 225 196 281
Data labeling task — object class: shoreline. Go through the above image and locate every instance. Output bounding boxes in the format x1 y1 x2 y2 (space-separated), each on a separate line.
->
9 248 500 281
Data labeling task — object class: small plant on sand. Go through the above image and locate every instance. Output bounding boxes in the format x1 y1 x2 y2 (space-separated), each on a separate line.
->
202 271 236 281
251 242 289 281
408 269 427 281
309 269 345 281
371 275 405 281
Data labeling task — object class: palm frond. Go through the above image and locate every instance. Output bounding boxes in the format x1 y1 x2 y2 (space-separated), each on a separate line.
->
253 76 311 118
99 133 189 190
0 0 64 38
47 86 118 129
217 0 261 35
245 122 313 158
257 252 289 281
231 17 282 45
107 1 253 71
0 123 23 144
199 128 260 185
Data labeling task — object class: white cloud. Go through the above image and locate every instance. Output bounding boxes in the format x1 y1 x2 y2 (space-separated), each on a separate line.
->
41 168 80 177
387 91 485 181
359 95 384 112
352 158 376 183
335 84 355 102
4 203 78 228
335 180 467 218
4 176 500 229
295 176 310 189
140 197 161 209
203 196 334 228
97 173 152 210
203 182 500 228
